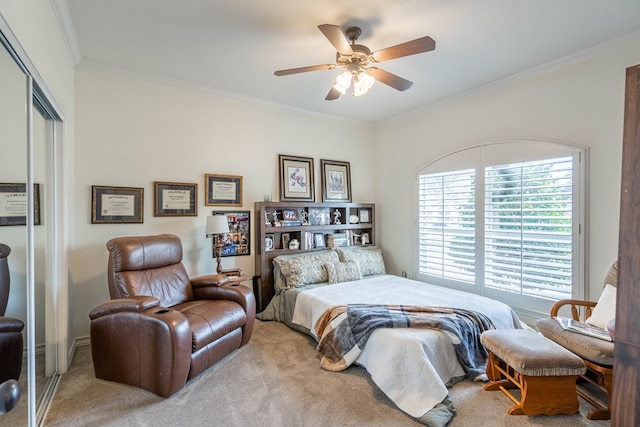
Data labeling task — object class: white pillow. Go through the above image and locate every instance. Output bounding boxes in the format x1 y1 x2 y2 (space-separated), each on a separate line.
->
585 284 617 330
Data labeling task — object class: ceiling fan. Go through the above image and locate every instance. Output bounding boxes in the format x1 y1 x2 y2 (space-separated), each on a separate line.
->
274 24 436 100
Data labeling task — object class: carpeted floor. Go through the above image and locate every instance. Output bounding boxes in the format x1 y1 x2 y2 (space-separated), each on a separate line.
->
42 320 610 427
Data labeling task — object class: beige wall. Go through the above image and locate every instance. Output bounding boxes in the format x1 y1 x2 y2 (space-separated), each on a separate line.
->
373 42 640 313
4 0 639 344
72 66 375 338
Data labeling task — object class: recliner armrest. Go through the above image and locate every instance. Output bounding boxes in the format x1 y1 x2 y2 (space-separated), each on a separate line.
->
89 296 160 320
0 316 24 333
89 297 192 397
191 274 229 288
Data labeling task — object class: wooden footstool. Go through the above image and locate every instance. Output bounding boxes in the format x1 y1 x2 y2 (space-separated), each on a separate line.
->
480 329 586 416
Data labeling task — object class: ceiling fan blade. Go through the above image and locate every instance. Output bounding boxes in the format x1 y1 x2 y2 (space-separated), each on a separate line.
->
318 24 353 55
368 67 413 91
274 64 335 76
371 36 435 62
325 86 341 101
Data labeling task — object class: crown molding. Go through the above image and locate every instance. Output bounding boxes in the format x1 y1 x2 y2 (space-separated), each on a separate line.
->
50 0 82 65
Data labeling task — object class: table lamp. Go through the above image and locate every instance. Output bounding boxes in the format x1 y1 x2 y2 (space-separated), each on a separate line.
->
205 215 230 274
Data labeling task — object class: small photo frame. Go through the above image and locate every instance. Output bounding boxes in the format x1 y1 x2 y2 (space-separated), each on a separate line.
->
265 234 275 252
282 232 291 249
359 208 370 223
320 159 351 202
0 183 41 226
213 211 250 256
279 154 315 202
205 174 242 206
154 181 197 216
314 233 326 248
91 185 143 224
361 232 370 245
308 207 330 226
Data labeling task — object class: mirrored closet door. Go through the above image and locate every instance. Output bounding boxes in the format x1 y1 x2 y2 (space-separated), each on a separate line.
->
1 23 64 427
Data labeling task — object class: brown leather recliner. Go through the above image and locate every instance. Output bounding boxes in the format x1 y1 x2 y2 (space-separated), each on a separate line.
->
0 243 24 384
89 234 255 397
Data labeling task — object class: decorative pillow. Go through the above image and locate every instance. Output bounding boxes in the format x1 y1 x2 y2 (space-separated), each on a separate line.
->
325 261 362 284
337 246 386 277
585 284 617 330
273 250 340 289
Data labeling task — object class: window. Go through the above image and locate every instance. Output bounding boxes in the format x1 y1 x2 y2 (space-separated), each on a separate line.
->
417 142 585 315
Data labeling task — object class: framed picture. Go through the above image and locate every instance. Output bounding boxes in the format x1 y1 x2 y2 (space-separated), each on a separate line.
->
361 232 370 245
265 234 275 252
281 232 291 249
281 208 301 226
279 154 315 202
320 159 351 202
359 208 370 223
154 181 197 216
213 211 250 256
314 233 325 248
91 185 143 224
0 183 41 226
308 207 330 226
205 174 242 206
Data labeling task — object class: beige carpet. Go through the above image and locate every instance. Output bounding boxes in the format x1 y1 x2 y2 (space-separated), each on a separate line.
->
43 320 610 427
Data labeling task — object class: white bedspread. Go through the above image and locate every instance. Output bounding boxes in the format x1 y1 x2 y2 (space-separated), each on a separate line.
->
291 274 523 418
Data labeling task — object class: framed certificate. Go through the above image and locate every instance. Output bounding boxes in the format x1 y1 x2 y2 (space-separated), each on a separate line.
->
205 174 242 206
91 185 144 224
154 181 197 216
0 183 41 226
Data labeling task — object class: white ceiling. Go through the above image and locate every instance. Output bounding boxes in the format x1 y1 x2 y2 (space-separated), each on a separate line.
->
61 0 640 123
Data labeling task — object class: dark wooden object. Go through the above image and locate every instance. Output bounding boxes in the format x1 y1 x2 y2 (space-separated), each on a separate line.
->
613 63 640 427
253 202 375 312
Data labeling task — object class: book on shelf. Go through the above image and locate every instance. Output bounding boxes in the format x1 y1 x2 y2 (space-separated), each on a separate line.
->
554 316 612 342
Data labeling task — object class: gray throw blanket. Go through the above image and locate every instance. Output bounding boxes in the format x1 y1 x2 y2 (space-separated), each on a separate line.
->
314 304 495 380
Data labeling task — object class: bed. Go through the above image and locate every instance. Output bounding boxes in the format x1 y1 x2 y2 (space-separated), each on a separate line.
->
257 246 524 426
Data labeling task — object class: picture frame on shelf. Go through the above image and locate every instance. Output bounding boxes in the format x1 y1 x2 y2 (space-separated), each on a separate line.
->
279 154 315 202
320 159 351 202
281 208 301 226
281 232 291 249
213 211 250 256
91 185 143 224
0 183 41 226
154 181 197 217
361 232 370 245
308 207 330 225
314 233 326 248
265 234 275 251
359 208 370 223
205 174 242 206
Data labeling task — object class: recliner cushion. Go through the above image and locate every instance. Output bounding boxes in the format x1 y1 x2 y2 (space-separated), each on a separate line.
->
174 300 246 352
536 317 614 366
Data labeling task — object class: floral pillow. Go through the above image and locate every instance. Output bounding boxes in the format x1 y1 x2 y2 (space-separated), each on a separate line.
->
337 247 386 277
325 261 362 284
273 250 340 289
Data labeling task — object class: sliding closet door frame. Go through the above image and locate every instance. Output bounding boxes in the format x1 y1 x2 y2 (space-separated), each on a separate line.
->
0 16 68 427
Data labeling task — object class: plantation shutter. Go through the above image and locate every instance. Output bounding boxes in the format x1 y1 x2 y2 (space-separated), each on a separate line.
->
417 169 476 283
484 157 573 299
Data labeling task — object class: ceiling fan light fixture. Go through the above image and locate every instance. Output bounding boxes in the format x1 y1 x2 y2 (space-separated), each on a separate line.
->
333 70 353 95
353 71 375 96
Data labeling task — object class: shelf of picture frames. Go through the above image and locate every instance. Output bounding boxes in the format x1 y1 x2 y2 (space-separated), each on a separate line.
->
254 202 374 312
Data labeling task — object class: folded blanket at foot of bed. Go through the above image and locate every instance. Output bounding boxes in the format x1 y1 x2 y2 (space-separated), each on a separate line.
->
315 304 495 380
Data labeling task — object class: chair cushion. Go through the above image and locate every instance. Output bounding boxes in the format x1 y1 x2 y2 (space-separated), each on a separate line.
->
536 317 614 366
481 329 585 376
174 300 246 352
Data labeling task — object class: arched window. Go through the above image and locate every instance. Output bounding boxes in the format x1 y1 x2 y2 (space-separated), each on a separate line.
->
417 141 586 315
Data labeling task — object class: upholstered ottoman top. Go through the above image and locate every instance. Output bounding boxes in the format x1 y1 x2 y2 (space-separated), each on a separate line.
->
481 329 586 377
